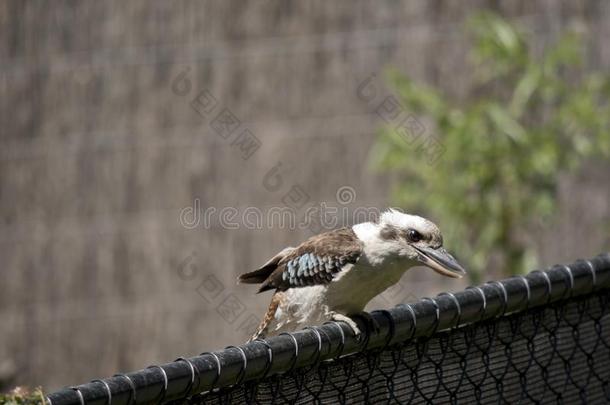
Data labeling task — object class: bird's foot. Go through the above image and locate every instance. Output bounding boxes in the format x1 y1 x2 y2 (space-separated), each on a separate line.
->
329 311 380 343
330 312 362 337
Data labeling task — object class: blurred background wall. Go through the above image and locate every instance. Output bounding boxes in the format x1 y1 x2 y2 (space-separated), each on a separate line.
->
1 0 609 391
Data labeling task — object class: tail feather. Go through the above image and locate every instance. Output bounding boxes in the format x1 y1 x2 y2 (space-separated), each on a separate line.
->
237 246 295 285
238 266 275 284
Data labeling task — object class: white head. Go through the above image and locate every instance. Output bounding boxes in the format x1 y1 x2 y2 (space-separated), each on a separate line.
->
355 209 466 278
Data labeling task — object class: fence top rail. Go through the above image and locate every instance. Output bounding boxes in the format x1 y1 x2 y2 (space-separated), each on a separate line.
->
47 252 610 405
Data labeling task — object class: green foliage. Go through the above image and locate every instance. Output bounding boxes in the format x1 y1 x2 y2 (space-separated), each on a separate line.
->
0 388 45 405
371 12 610 282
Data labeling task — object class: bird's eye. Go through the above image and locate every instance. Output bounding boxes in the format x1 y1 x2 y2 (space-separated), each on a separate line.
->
407 229 423 243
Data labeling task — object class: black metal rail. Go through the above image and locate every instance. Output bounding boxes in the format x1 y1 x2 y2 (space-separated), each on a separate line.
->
47 253 610 405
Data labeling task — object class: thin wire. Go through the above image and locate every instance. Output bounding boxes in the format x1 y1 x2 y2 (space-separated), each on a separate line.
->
112 374 136 405
90 379 112 405
372 309 396 350
516 276 532 310
146 365 168 403
199 352 222 390
323 321 346 359
278 333 300 373
398 303 417 341
253 339 274 379
466 287 487 321
532 270 553 304
487 281 509 317
174 357 198 397
561 265 575 298
225 346 248 386
584 260 597 290
421 298 441 335
303 326 324 369
438 292 462 328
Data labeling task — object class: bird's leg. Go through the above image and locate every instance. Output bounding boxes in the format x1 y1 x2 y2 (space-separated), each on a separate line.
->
330 312 362 336
349 311 381 335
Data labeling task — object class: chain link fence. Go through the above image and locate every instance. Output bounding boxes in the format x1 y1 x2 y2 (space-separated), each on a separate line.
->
191 288 610 404
48 253 610 404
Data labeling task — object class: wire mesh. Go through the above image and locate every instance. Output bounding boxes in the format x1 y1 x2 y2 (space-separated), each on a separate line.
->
187 289 610 404
47 254 610 405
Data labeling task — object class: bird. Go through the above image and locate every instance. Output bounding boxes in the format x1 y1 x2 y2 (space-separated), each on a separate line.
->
238 209 466 341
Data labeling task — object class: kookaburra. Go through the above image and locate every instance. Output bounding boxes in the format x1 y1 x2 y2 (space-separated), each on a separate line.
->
238 209 466 341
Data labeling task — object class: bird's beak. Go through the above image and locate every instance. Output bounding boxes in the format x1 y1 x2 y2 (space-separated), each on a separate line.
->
414 246 467 278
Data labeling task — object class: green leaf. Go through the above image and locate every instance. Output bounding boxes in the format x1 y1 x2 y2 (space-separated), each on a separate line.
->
372 11 610 278
486 104 527 144
510 67 541 117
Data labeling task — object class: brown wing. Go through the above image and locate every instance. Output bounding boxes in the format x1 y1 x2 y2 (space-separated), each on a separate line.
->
256 227 363 293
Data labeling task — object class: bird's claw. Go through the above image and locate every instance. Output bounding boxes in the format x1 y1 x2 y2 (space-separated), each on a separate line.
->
330 311 380 342
330 313 362 336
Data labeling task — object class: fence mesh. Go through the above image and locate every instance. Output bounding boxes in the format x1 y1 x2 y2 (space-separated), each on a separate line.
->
188 289 610 404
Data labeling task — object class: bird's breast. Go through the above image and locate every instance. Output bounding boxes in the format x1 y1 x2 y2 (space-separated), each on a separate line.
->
325 260 407 313
269 260 410 333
